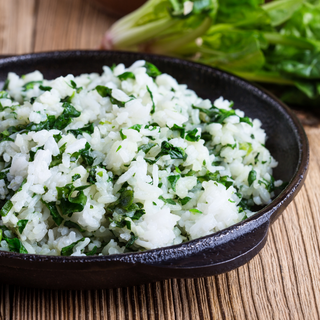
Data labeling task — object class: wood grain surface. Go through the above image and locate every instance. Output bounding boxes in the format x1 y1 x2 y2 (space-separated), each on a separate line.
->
0 0 319 319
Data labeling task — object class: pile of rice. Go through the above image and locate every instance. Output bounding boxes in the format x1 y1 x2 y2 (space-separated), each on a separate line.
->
0 60 282 256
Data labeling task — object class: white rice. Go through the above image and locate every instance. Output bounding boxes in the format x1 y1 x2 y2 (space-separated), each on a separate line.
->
0 61 282 256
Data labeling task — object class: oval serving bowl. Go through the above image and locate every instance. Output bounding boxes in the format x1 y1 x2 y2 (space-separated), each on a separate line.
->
0 51 309 289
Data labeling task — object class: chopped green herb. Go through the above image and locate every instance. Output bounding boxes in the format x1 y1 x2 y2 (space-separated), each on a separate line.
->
39 85 52 91
61 238 85 256
118 72 135 80
42 200 64 226
248 170 257 187
178 196 192 205
185 128 200 142
170 124 185 138
56 183 90 217
120 129 127 140
125 232 138 248
159 195 176 205
5 237 28 254
17 220 28 234
0 200 13 217
64 220 85 232
129 124 143 132
138 142 156 154
168 175 180 192
190 208 202 214
49 143 66 168
86 246 98 256
22 80 42 91
95 85 126 108
67 123 94 137
146 86 155 114
144 62 162 78
72 174 81 182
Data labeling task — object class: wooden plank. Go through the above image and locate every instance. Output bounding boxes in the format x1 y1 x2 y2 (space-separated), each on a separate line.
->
33 0 115 52
0 0 36 54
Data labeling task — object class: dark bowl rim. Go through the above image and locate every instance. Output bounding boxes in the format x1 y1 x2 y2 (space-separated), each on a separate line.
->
0 50 310 265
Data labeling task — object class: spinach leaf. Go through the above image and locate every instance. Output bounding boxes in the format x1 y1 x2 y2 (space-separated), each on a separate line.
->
22 81 42 91
42 200 64 226
5 237 28 253
39 85 52 91
144 62 162 78
61 238 85 256
248 169 257 186
185 128 200 142
178 196 192 205
170 124 185 138
125 232 138 248
129 124 143 132
64 220 85 232
146 86 155 114
49 143 66 168
118 72 135 80
95 85 126 108
86 246 98 256
155 141 187 161
120 129 127 140
159 195 176 205
17 219 28 234
72 174 81 182
67 123 94 137
138 142 157 154
69 80 83 93
168 175 180 191
54 102 81 130
56 183 90 217
0 200 13 217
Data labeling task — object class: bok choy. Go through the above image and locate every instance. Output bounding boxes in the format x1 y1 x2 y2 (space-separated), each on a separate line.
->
102 0 320 107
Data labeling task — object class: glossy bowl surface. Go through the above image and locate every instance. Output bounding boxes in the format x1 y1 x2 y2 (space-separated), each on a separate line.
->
0 51 309 289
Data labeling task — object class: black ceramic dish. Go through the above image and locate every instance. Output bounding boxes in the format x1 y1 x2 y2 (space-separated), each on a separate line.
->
0 51 309 289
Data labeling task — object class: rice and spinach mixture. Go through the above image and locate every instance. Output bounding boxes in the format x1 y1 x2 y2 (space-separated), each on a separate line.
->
0 60 282 256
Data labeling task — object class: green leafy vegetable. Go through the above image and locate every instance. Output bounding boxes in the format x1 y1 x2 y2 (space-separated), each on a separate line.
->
147 86 156 114
67 123 94 137
168 175 180 191
39 85 52 91
5 237 28 254
95 85 127 108
145 62 162 78
56 183 90 217
185 128 200 142
138 142 157 154
248 169 257 186
23 81 42 91
17 220 28 234
118 71 136 80
42 200 64 226
86 246 98 256
102 0 320 108
64 220 85 232
159 195 176 205
190 208 202 214
61 238 85 256
0 200 13 217
125 232 138 248
178 196 192 205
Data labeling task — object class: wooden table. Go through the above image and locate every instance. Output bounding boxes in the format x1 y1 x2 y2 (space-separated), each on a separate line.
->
0 1 319 319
